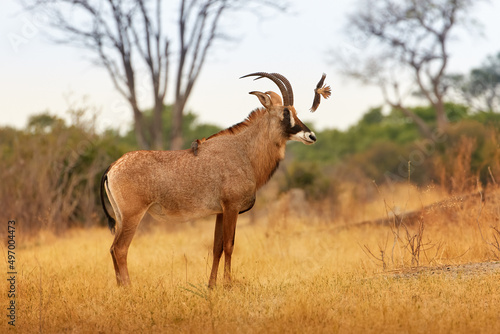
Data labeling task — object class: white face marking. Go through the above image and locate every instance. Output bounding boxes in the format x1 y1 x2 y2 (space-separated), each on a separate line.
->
290 130 316 145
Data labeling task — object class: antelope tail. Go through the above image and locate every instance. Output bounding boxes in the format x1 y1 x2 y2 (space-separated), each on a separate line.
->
100 165 116 234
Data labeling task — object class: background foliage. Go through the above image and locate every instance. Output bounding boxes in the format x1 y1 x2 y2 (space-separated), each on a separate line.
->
2 99 499 234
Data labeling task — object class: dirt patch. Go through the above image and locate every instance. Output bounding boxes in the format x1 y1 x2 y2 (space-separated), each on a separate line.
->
386 261 500 279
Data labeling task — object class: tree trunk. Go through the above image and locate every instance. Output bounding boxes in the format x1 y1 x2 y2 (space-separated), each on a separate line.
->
434 100 449 131
132 104 149 149
151 100 164 150
170 99 185 150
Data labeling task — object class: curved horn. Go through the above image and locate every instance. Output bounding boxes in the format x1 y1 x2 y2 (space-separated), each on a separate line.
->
240 72 293 106
269 73 294 106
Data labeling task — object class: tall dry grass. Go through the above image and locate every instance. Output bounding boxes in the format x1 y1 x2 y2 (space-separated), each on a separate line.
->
2 112 499 332
2 182 500 333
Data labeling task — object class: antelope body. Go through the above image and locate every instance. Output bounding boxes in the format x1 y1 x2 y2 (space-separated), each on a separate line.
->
100 72 317 288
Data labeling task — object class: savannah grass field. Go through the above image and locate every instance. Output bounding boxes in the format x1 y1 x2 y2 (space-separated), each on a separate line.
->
2 183 500 333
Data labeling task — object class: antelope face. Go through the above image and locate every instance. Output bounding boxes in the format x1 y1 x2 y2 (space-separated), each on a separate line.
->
282 106 316 145
242 72 317 145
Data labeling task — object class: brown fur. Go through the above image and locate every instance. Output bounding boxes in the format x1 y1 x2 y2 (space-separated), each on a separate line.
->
206 108 268 141
101 76 316 288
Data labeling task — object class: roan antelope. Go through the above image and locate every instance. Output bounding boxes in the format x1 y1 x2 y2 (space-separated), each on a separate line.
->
100 72 320 288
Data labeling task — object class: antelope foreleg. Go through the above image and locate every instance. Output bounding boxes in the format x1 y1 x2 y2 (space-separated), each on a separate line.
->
208 214 223 288
222 209 239 285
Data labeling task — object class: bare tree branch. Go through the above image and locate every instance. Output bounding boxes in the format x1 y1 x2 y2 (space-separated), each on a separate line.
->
171 0 231 150
336 0 478 137
24 0 287 150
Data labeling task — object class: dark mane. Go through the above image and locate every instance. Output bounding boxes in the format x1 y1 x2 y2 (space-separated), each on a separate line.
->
207 108 267 140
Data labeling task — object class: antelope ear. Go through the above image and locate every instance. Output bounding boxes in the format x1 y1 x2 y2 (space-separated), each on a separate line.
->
249 91 272 108
265 91 283 106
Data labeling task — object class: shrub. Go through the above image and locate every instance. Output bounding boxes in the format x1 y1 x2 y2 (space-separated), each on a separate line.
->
0 111 131 236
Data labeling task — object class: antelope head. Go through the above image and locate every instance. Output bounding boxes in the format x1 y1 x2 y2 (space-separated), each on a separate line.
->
241 72 317 145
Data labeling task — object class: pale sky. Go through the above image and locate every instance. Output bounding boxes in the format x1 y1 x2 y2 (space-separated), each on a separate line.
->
1 0 499 134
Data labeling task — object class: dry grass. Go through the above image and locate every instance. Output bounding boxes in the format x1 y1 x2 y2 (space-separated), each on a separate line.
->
2 184 500 333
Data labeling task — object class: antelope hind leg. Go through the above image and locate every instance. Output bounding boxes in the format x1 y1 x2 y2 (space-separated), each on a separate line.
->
110 212 143 286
